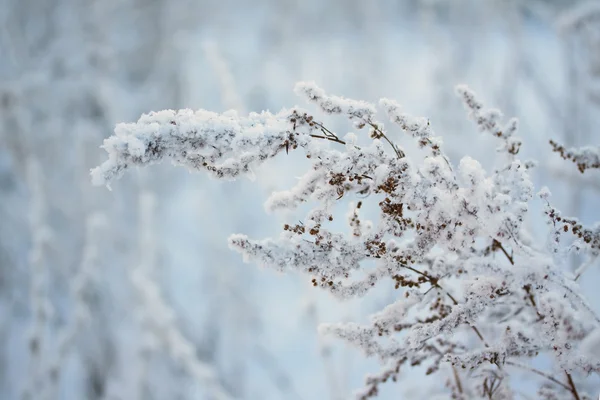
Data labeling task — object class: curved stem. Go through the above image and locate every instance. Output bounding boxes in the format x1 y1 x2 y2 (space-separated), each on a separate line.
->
505 361 570 391
365 120 405 159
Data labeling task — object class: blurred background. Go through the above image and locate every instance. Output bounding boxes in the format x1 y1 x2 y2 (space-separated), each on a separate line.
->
1 0 600 399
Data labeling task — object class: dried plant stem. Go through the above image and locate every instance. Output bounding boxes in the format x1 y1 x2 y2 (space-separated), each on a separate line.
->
309 134 346 145
505 361 570 391
565 372 580 400
365 120 405 159
493 240 514 265
452 365 464 394
310 121 348 145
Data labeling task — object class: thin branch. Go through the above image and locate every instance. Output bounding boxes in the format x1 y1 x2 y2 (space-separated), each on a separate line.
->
493 240 514 265
452 365 464 394
365 120 405 159
309 134 346 145
565 372 581 400
494 240 544 319
505 361 570 391
313 121 338 139
469 325 488 347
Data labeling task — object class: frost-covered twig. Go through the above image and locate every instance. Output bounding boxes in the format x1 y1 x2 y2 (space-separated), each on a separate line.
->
549 140 600 173
455 85 521 155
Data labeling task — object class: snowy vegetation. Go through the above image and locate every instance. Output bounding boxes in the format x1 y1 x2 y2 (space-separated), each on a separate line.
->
2 0 600 399
94 82 600 398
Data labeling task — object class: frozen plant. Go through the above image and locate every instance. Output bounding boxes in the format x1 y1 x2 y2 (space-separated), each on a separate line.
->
92 82 600 399
549 140 600 174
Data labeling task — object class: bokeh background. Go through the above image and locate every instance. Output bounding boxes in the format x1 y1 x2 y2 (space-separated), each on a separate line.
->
1 0 600 399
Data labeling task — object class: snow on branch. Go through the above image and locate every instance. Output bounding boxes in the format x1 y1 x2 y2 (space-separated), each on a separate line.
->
456 85 521 155
90 108 303 188
549 140 600 173
93 82 600 399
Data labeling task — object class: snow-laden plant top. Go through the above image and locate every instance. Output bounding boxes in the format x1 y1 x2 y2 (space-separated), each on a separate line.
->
93 82 600 399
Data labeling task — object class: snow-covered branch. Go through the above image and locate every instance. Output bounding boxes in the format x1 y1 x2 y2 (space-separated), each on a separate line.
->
93 82 600 399
549 140 600 173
